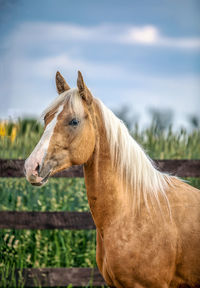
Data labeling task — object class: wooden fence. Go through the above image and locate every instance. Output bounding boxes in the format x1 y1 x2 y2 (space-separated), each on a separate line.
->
0 159 200 287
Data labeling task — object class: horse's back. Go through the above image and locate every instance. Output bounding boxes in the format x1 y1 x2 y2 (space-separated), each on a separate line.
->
170 178 200 286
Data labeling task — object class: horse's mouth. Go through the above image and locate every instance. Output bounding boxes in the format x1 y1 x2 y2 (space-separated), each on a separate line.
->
30 171 51 186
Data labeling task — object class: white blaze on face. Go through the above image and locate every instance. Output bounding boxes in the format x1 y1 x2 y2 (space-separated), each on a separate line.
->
25 104 63 182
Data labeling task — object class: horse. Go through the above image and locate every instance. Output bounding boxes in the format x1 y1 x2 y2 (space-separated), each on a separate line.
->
24 71 200 288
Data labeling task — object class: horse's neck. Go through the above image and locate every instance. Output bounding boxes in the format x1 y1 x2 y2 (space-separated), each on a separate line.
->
83 104 125 234
84 145 124 233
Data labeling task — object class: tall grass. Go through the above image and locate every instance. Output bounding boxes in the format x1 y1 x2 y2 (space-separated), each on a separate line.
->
0 119 200 159
0 119 200 287
132 123 200 159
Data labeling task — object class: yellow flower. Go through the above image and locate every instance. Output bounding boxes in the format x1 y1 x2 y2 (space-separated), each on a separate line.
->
0 122 6 137
10 126 17 143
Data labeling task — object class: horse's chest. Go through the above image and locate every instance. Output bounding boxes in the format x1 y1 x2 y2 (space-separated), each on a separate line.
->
97 221 177 287
97 225 139 286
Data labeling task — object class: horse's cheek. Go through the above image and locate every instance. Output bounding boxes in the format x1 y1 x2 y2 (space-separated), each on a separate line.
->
70 125 96 165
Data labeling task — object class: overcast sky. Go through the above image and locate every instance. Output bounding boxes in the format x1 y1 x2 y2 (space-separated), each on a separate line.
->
0 0 200 127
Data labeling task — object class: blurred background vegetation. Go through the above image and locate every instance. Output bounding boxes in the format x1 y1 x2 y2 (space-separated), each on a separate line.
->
0 0 199 287
0 111 200 287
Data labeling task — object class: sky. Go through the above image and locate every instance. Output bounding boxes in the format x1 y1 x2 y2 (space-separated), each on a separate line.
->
0 0 200 128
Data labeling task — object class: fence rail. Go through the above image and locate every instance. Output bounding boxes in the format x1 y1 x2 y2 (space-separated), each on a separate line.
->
0 211 95 230
1 159 200 287
1 159 200 178
7 268 106 287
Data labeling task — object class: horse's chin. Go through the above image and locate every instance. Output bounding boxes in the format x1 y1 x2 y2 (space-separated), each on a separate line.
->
30 172 50 187
30 178 49 187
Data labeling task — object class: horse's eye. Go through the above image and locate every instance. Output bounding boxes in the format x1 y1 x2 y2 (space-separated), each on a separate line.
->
69 118 80 127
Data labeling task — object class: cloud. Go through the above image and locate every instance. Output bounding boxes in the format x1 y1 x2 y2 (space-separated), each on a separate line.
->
8 22 200 50
119 25 200 49
2 49 199 127
120 26 159 44
1 21 200 128
29 54 127 81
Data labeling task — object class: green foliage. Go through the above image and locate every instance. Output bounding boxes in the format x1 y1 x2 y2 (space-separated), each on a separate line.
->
0 178 89 212
132 123 200 159
1 118 200 160
148 108 173 132
0 179 97 287
0 118 200 287
0 118 43 159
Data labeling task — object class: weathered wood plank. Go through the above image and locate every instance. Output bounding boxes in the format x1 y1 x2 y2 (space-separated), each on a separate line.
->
0 159 200 178
0 211 95 230
0 159 83 178
154 159 200 177
5 268 107 287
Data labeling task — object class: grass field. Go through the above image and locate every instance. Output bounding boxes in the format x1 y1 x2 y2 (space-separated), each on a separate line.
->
0 119 200 287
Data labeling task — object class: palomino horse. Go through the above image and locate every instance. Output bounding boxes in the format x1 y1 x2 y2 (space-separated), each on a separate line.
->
25 71 200 288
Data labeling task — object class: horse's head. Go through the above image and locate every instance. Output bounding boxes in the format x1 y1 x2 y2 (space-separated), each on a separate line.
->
24 71 96 186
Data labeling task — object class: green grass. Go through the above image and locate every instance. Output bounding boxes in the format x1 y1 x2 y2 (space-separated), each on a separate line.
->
1 119 200 159
0 119 43 159
0 178 89 212
132 123 200 159
0 119 200 287
0 178 97 287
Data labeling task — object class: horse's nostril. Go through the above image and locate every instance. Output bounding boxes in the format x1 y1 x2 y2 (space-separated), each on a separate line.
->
23 167 26 176
36 163 40 174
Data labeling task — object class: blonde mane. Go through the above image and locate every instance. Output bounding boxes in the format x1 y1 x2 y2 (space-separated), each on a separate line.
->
41 88 83 120
41 88 172 213
96 98 172 214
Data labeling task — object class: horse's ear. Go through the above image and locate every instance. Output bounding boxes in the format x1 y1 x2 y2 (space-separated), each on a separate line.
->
77 71 93 105
56 71 70 94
